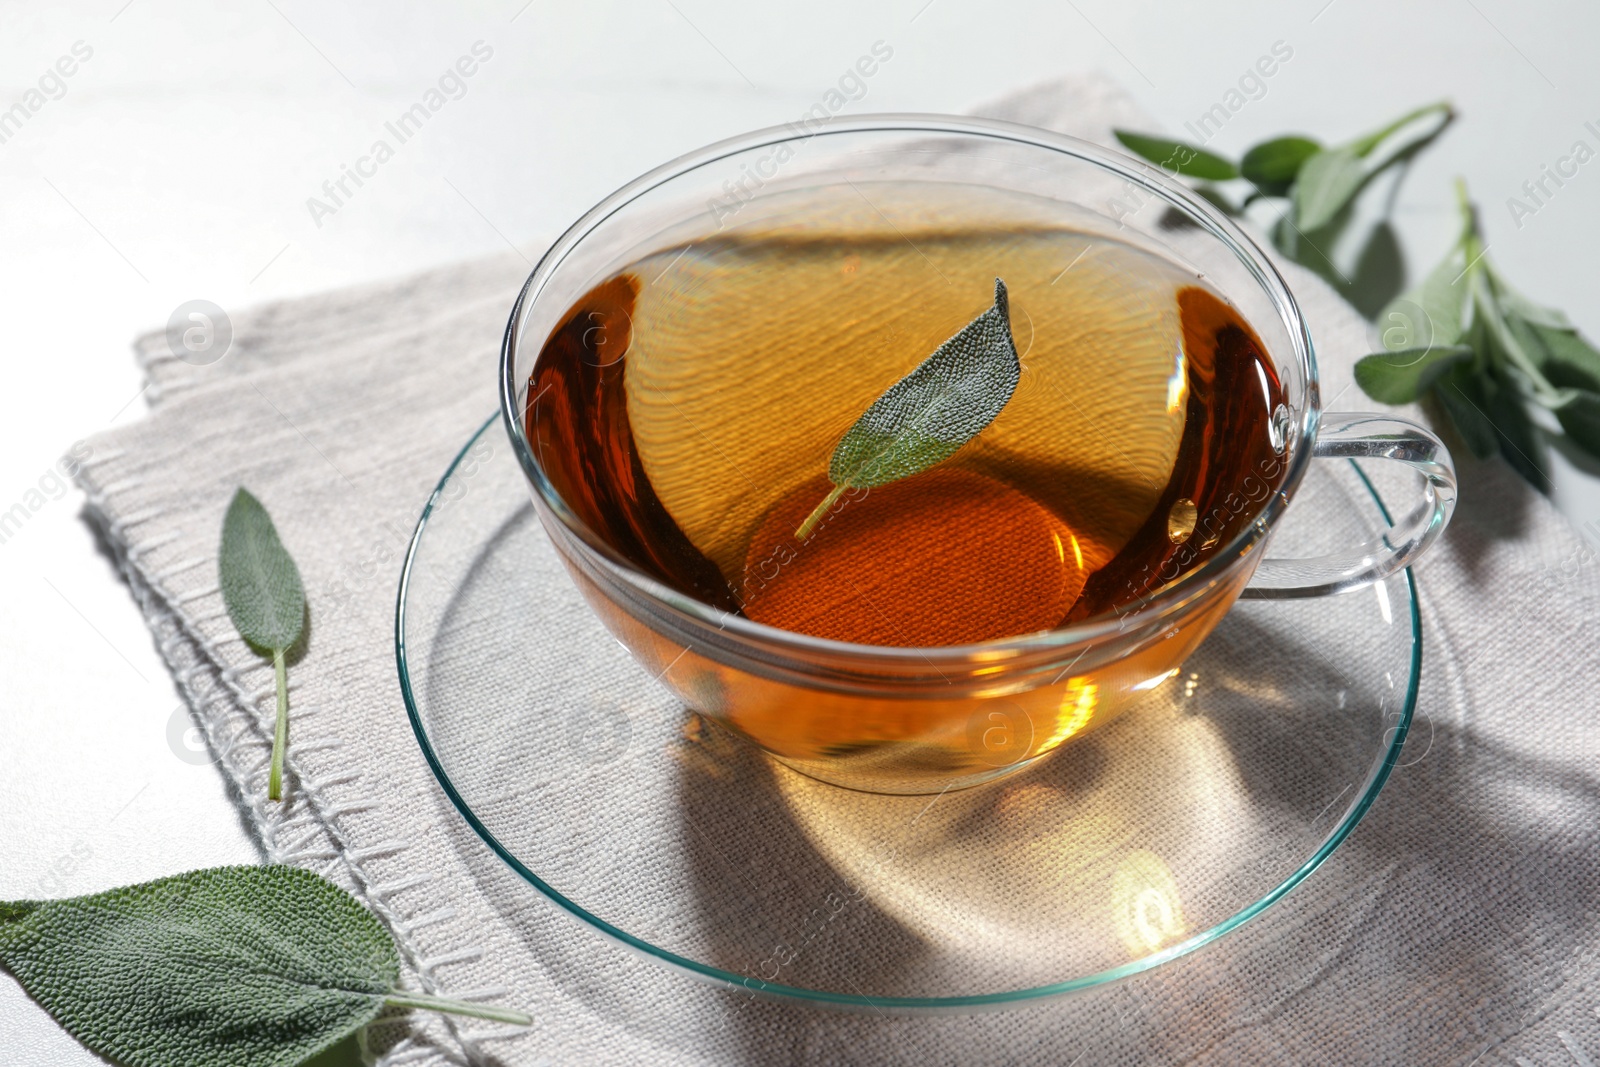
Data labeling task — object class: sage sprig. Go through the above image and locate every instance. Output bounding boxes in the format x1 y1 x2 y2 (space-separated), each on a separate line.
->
1355 179 1600 491
219 488 304 801
1114 100 1453 231
0 866 530 1067
794 278 1021 539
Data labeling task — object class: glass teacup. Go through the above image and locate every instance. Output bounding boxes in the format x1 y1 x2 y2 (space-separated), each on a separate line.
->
499 116 1455 794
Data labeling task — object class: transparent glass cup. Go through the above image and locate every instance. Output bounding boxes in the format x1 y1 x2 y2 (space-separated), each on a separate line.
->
499 116 1456 795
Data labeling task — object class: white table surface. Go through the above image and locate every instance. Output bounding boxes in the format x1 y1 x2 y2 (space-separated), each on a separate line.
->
3 1 1597 1062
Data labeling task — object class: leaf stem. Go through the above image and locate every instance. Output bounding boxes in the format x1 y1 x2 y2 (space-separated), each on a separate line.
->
268 647 287 802
1455 176 1482 255
383 991 532 1026
1348 101 1452 158
794 482 849 540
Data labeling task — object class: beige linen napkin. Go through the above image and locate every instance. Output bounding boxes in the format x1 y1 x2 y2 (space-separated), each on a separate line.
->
74 73 1600 1066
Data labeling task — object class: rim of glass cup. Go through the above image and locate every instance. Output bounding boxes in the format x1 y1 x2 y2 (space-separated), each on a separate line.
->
397 415 1419 1010
498 114 1321 660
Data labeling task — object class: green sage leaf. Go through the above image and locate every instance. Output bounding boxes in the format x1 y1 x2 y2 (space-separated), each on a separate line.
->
220 488 306 801
1555 388 1600 458
1507 315 1600 392
1486 371 1550 491
1416 250 1469 347
1372 175 1573 494
0 866 531 1067
220 488 305 654
1113 130 1239 181
1374 249 1468 352
1240 135 1320 196
1354 345 1474 404
1192 184 1241 216
795 278 1020 538
1347 101 1453 159
0 866 396 1067
1292 146 1365 231
1434 361 1500 459
1470 279 1564 404
1494 280 1572 330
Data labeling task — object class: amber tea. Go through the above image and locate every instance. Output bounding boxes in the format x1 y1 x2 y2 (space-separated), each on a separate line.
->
527 184 1287 646
523 182 1289 789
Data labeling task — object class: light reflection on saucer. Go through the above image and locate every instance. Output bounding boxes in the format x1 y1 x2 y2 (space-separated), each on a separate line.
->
769 691 1248 975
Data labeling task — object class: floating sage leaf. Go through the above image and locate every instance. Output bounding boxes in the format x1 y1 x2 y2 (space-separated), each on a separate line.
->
0 866 530 1067
794 278 1021 539
1112 130 1239 181
220 488 305 801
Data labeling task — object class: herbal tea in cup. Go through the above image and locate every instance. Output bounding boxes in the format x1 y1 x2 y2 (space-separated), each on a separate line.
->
502 119 1456 793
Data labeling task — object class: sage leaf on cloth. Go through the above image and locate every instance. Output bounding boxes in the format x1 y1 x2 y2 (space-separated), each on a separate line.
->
794 278 1021 539
220 488 304 800
0 866 530 1067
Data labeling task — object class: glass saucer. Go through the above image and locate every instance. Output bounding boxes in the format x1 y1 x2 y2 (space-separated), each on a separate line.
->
397 414 1418 1011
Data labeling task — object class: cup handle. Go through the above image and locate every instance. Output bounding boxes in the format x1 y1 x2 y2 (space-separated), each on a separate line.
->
1241 412 1457 599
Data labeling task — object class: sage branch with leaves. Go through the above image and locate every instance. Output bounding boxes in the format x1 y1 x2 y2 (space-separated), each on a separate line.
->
1113 102 1454 323
1355 180 1600 490
1116 102 1593 495
1113 100 1453 237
